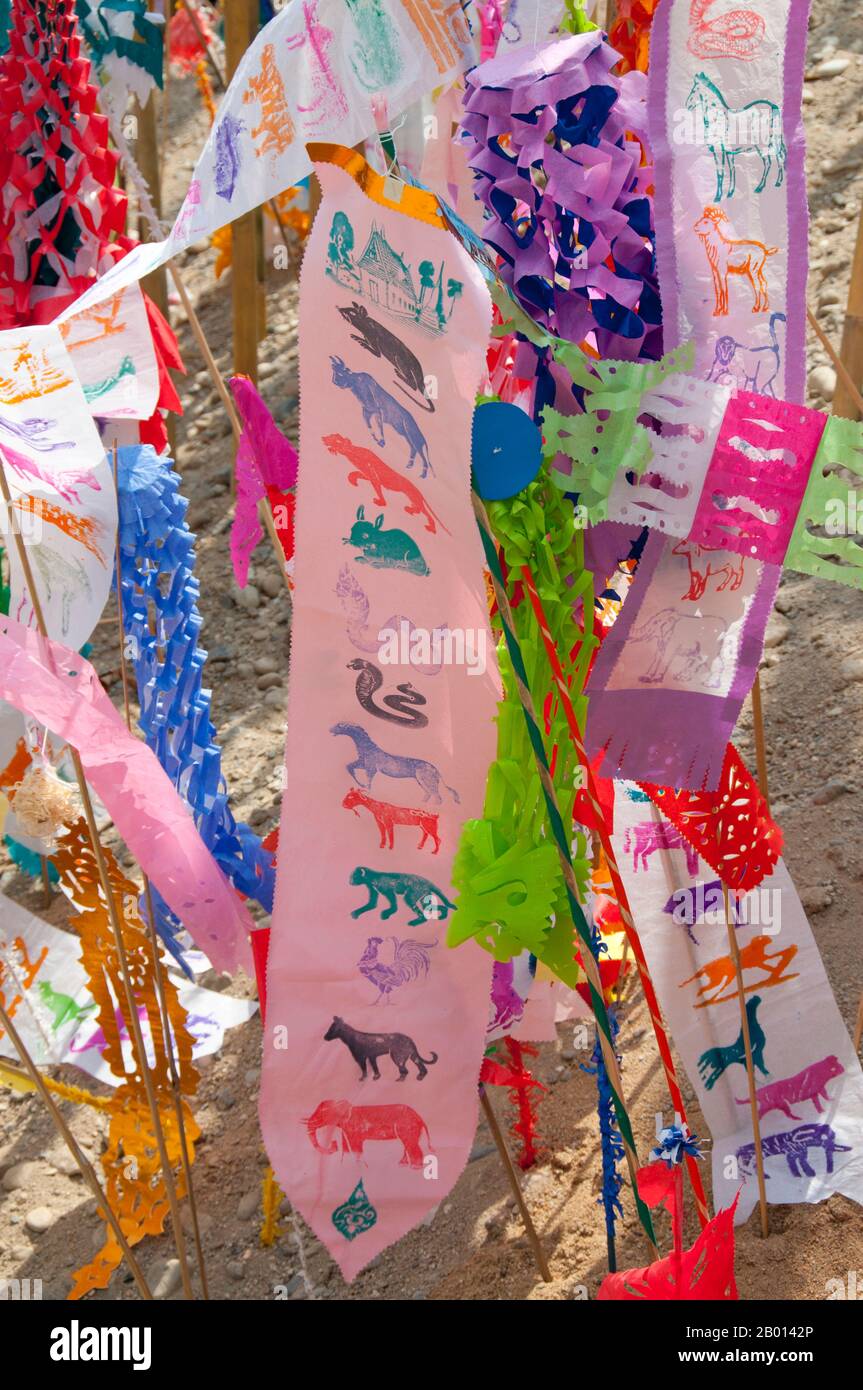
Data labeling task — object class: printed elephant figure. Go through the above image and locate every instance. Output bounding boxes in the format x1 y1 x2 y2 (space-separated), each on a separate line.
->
303 1099 432 1169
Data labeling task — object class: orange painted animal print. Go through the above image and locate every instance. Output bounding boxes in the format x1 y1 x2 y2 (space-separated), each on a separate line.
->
323 433 448 534
693 207 778 315
680 934 799 1008
243 43 295 160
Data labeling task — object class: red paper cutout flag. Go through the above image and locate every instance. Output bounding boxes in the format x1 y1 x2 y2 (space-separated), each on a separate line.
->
639 743 782 891
598 1161 739 1300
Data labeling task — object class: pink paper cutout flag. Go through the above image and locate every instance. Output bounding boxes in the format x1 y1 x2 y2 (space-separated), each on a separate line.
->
228 374 299 587
259 152 499 1281
688 391 827 564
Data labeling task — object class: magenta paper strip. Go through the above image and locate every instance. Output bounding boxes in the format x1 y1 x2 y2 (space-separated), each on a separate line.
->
0 616 254 974
260 154 498 1282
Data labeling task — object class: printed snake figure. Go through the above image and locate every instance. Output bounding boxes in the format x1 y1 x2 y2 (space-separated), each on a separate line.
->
347 658 429 728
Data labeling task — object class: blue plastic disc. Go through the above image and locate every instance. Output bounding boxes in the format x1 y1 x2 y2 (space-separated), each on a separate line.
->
472 401 544 500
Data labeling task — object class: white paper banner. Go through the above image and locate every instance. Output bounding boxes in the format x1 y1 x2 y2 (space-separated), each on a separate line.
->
59 282 160 421
58 0 477 320
0 893 257 1086
612 788 863 1223
0 324 116 652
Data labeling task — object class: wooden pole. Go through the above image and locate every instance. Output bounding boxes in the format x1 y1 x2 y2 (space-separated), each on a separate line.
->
225 0 259 384
854 991 863 1054
40 855 52 909
112 446 210 1298
255 205 268 345
135 1 169 322
830 202 863 422
807 306 863 420
168 264 241 441
0 999 154 1298
722 885 770 1238
480 1088 552 1283
475 494 658 1259
0 447 195 1297
750 672 770 816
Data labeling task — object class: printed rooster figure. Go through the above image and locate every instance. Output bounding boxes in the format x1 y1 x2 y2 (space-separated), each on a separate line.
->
357 936 437 1003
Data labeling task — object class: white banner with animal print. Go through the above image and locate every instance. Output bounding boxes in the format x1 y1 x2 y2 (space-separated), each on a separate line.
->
55 0 477 319
612 787 863 1223
260 148 498 1281
649 0 810 403
0 892 256 1086
0 324 116 652
58 282 160 422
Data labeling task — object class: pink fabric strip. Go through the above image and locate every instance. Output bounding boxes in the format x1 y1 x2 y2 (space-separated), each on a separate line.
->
0 615 254 974
260 156 498 1281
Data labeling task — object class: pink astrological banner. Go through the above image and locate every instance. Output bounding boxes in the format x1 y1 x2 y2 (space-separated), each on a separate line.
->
260 147 499 1281
584 0 811 791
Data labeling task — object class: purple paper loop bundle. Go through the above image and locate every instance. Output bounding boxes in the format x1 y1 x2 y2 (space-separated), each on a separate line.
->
460 31 660 357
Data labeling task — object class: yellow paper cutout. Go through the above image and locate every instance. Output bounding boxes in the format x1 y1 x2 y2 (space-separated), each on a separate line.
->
53 819 200 1299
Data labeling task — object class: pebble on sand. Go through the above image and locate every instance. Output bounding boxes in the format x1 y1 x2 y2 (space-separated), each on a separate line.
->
808 365 837 401
1 1161 39 1193
25 1207 54 1234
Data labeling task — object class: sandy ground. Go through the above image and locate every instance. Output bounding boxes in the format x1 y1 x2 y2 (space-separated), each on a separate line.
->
1 1 862 1302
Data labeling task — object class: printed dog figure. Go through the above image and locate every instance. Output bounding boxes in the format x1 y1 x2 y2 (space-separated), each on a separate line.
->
342 788 441 853
693 207 777 315
324 1015 439 1081
672 539 746 600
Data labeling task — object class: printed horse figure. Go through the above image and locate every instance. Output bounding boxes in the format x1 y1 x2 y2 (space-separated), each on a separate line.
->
331 722 459 804
685 72 785 201
680 934 799 1008
693 207 778 316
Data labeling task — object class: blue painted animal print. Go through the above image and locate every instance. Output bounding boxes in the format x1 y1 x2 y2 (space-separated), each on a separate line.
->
330 356 433 478
736 1123 851 1179
214 114 245 202
331 722 459 804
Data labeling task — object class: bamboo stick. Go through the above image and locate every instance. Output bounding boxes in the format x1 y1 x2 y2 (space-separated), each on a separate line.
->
480 1088 552 1283
0 999 154 1298
750 672 770 816
112 443 210 1297
521 564 711 1229
722 885 770 1238
225 0 260 384
829 202 863 421
806 305 863 420
473 493 658 1257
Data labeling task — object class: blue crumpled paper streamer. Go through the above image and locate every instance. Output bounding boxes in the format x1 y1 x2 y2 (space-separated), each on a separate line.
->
116 445 275 969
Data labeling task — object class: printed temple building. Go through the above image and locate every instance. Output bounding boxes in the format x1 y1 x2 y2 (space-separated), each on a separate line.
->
326 213 462 334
